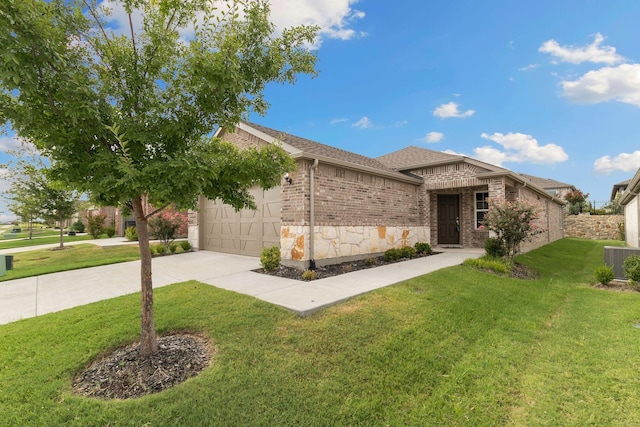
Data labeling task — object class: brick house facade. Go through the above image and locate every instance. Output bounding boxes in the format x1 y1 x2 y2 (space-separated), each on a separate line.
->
189 122 566 268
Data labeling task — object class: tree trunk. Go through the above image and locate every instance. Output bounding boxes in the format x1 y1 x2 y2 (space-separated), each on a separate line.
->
133 195 157 358
58 213 64 249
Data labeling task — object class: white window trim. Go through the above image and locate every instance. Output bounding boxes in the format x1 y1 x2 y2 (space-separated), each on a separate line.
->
475 191 489 229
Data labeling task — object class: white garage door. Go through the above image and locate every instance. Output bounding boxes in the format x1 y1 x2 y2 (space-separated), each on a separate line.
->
201 187 281 256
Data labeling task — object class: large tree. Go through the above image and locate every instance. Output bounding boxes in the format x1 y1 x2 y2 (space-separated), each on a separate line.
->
0 0 316 357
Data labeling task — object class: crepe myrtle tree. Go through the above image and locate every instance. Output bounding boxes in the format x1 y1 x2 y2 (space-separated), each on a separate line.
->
0 0 316 357
481 199 545 261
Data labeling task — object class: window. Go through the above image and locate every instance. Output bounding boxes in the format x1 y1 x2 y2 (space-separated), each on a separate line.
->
475 191 489 229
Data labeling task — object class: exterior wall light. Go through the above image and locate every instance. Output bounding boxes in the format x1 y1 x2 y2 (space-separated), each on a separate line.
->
284 173 293 185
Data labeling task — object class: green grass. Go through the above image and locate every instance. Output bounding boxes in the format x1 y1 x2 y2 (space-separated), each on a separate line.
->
0 244 141 281
0 234 93 249
1 238 639 426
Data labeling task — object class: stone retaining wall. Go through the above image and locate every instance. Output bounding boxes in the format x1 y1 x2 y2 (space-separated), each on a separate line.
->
564 214 624 241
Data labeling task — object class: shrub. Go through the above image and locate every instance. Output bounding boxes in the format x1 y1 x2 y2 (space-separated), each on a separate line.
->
71 220 85 233
481 199 544 260
149 245 156 255
125 226 138 241
180 240 192 252
260 246 281 272
154 243 166 255
384 248 401 262
365 257 378 266
484 237 506 258
594 265 614 286
414 242 432 255
463 256 511 275
169 242 178 254
301 270 317 281
105 226 116 238
86 212 106 239
148 212 182 253
399 246 416 259
623 255 640 283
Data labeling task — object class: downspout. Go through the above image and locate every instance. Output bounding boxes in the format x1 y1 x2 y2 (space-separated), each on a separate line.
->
309 159 319 270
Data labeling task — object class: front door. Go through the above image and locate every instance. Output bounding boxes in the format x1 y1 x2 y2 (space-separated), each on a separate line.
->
437 194 460 245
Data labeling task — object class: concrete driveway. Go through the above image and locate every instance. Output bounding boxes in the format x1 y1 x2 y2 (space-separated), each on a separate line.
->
0 244 483 325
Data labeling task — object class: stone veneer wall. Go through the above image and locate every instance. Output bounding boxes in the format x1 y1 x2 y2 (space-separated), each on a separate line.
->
564 214 624 241
280 225 429 268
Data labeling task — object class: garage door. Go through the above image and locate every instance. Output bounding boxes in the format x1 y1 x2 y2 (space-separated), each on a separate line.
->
201 186 281 256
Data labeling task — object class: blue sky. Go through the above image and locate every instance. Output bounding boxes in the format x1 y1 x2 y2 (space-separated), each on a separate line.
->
2 0 640 221
250 0 640 207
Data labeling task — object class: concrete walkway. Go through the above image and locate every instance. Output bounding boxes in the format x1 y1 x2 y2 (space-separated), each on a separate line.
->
0 241 483 325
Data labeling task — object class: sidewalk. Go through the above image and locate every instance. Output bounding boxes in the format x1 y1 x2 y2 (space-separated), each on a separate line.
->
0 244 483 325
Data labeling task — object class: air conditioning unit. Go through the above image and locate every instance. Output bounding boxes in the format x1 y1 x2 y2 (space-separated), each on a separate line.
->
604 246 640 279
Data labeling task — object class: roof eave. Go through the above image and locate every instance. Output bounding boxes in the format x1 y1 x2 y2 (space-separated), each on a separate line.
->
291 152 423 185
476 171 566 204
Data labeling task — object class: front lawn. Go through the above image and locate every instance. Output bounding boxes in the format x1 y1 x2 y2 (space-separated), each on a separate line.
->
1 238 639 426
0 244 141 281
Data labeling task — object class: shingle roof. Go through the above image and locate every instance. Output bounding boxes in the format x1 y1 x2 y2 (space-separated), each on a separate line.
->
243 121 410 178
518 173 574 190
376 146 463 169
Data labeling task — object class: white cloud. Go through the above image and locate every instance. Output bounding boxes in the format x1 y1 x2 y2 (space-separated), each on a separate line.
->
330 118 348 125
593 151 640 174
433 102 475 119
395 120 408 127
518 64 539 71
98 0 365 46
352 116 373 129
476 132 568 165
271 0 366 44
539 33 624 65
560 63 640 106
0 136 23 153
420 132 444 143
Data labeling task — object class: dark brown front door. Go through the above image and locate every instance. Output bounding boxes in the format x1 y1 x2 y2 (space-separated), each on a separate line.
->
437 194 460 245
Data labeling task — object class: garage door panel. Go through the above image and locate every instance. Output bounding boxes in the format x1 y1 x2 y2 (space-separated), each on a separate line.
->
202 187 281 256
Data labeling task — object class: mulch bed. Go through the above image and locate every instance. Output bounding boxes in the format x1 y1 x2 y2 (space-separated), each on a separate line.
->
592 280 640 293
73 334 213 400
254 251 441 281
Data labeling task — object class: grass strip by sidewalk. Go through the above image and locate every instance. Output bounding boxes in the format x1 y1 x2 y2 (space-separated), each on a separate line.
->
0 234 93 250
0 244 141 281
1 238 640 426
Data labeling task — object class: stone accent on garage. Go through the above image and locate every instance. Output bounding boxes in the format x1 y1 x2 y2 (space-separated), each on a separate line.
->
279 225 430 268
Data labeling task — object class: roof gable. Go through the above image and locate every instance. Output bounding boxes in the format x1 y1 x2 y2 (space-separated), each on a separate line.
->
230 122 421 184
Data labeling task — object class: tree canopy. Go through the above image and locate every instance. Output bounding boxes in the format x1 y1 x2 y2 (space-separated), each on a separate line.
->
0 0 318 357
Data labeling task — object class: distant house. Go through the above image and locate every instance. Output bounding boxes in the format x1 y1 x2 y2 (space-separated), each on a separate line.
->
620 169 640 248
518 174 576 200
611 179 630 202
189 122 567 268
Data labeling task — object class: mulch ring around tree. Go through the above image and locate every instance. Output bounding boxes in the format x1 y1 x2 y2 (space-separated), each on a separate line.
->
254 251 441 281
73 333 214 400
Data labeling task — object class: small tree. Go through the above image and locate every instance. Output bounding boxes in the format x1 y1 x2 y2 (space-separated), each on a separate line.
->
148 211 184 252
564 189 589 215
482 199 544 261
86 213 107 239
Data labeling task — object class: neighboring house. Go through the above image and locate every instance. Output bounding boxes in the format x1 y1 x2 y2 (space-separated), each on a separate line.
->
620 168 640 248
518 174 576 200
189 122 566 268
611 179 630 202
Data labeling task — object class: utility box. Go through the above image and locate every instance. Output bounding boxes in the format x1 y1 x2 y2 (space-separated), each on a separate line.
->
0 255 6 277
5 254 13 270
604 246 640 280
